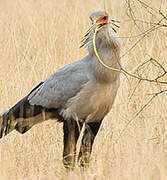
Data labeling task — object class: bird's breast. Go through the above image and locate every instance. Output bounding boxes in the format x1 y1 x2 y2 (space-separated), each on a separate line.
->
60 79 120 123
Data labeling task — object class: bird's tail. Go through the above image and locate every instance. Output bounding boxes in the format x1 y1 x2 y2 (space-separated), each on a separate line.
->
0 96 46 138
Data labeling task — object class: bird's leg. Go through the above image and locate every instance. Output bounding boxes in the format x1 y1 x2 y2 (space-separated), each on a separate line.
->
63 119 82 170
78 120 102 168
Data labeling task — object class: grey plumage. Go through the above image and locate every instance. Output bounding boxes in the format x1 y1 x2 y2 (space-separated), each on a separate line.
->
0 11 121 169
28 59 90 108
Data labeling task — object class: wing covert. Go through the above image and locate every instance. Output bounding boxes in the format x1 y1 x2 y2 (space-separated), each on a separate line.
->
28 58 90 108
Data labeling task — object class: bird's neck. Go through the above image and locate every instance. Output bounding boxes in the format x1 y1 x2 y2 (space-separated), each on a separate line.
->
89 26 122 83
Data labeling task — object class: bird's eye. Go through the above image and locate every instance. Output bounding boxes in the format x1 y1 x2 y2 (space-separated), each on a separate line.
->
102 16 107 20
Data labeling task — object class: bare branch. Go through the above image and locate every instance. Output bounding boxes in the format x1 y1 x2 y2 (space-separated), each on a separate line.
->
114 94 157 145
115 0 167 143
120 24 163 58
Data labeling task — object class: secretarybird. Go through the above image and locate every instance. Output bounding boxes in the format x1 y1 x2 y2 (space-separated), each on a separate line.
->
0 11 122 169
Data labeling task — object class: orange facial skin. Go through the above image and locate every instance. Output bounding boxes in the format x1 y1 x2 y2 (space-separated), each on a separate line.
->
96 14 109 25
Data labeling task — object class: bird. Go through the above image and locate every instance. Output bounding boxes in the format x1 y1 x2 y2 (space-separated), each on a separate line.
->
0 11 122 169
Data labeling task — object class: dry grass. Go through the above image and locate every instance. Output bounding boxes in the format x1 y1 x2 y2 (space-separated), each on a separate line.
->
0 0 167 179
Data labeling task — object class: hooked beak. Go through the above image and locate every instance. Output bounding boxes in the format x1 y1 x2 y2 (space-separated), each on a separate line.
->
92 20 106 30
92 18 120 29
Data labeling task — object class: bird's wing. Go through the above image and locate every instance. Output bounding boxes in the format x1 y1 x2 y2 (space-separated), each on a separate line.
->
28 58 90 108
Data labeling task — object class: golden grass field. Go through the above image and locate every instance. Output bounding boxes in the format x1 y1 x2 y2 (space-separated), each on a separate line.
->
0 0 167 179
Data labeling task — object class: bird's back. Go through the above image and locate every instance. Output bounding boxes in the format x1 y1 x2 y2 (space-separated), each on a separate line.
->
28 56 91 109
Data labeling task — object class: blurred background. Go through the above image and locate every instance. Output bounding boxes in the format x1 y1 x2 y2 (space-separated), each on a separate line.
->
0 0 167 179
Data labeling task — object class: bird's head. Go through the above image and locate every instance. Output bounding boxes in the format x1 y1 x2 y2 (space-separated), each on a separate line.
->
80 11 120 48
90 11 120 30
90 11 109 27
